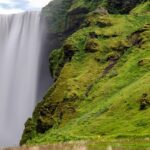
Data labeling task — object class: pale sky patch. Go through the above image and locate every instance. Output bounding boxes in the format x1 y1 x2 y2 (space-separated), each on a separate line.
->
28 0 51 8
0 0 52 14
0 7 23 14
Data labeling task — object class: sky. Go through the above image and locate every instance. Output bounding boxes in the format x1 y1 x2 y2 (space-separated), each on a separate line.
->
0 0 52 14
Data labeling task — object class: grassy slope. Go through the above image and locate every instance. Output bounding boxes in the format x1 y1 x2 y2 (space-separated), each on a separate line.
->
21 1 150 145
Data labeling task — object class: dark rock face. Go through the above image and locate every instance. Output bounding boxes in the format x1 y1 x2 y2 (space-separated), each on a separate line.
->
129 24 150 48
65 7 90 34
85 39 99 53
63 44 77 61
107 0 146 13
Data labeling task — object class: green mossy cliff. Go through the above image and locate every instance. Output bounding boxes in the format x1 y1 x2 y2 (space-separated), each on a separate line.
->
20 0 150 145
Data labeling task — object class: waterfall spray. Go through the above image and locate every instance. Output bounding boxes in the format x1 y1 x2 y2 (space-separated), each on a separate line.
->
0 12 50 147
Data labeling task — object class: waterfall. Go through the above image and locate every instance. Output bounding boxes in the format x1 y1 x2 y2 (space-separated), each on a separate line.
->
0 12 50 147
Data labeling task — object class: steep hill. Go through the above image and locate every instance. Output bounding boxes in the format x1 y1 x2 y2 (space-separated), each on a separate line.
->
20 0 150 145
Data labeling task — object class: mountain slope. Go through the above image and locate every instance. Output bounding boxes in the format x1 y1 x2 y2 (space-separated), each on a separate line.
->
20 0 150 145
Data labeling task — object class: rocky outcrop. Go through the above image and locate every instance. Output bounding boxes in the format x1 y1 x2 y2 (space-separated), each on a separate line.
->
65 7 90 33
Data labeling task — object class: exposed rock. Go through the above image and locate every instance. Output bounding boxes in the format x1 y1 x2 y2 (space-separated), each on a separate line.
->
63 43 77 61
93 6 109 16
102 60 118 76
85 39 99 53
89 32 99 39
36 117 55 133
96 20 112 28
138 58 150 66
139 93 150 110
89 31 118 39
106 52 120 61
129 30 144 47
129 24 150 48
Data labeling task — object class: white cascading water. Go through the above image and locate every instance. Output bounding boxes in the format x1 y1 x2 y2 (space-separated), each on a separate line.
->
0 12 49 147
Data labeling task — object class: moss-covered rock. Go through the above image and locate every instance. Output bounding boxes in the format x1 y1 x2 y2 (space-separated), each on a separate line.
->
63 43 78 61
20 118 36 145
131 1 150 15
85 38 100 52
49 49 64 79
138 58 150 69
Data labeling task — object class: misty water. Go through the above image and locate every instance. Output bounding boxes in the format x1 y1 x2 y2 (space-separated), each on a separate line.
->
0 12 51 147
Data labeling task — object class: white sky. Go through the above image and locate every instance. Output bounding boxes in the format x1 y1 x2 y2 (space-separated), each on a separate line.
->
0 0 52 14
28 0 52 8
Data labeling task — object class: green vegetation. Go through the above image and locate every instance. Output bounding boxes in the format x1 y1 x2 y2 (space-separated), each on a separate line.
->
21 0 150 146
131 1 150 14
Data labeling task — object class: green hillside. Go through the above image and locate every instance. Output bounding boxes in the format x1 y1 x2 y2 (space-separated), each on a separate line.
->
20 0 150 145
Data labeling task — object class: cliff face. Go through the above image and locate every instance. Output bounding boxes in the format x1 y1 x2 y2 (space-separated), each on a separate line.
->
20 0 150 145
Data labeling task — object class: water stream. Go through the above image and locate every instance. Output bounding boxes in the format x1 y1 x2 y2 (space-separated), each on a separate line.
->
0 12 51 147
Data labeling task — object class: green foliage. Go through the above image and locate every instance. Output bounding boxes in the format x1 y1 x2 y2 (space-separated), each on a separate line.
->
131 1 150 15
69 0 147 14
21 0 150 146
49 49 64 79
20 118 36 145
